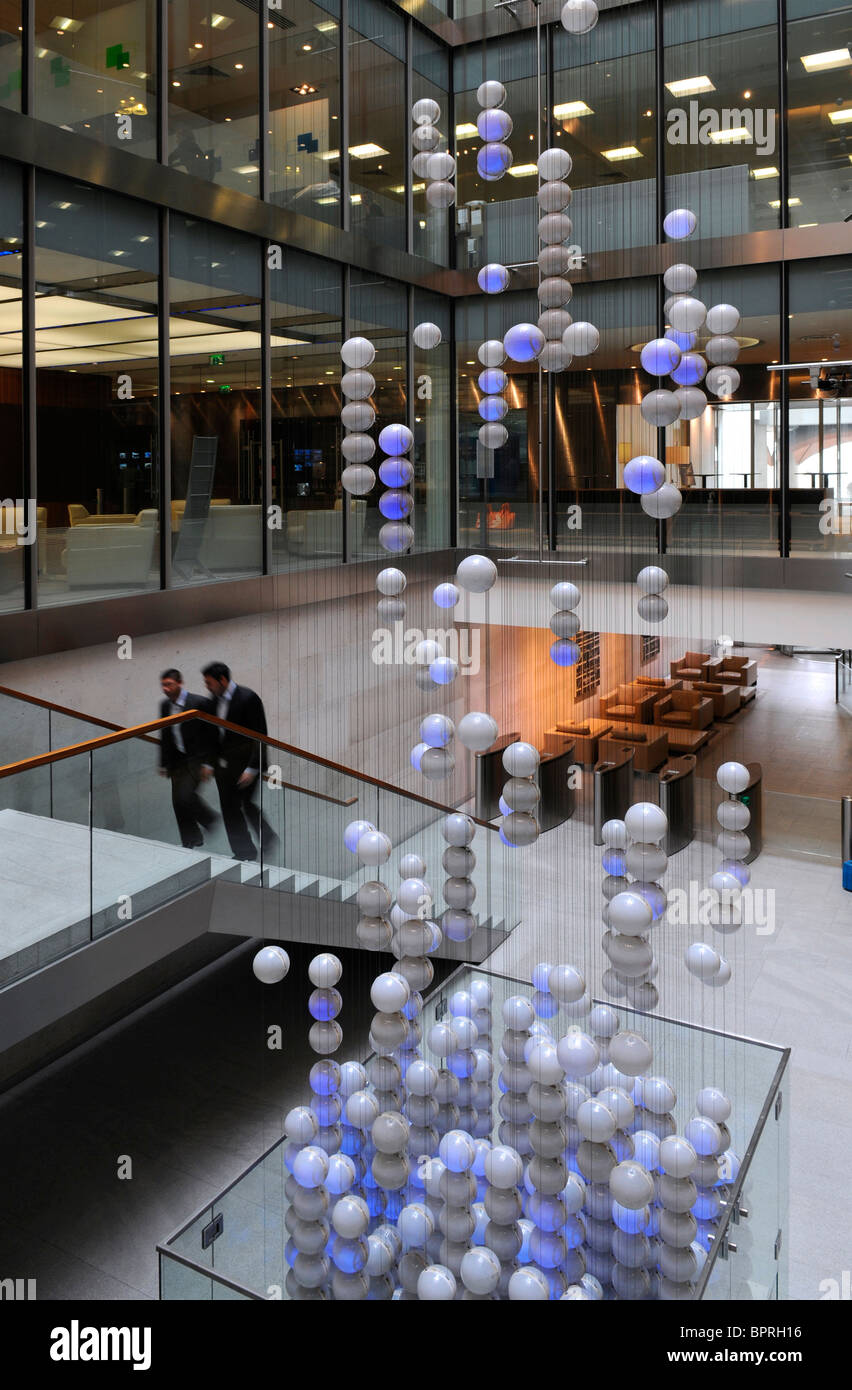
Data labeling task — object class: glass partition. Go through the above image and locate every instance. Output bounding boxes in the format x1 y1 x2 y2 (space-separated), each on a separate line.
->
788 3 852 229
348 0 406 250
413 289 451 551
349 274 407 560
0 158 24 614
412 29 450 266
269 0 341 225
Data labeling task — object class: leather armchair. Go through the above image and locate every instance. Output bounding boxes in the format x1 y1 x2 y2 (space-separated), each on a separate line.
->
689 680 740 719
670 651 714 682
714 655 758 687
599 724 669 772
653 690 714 731
600 684 658 725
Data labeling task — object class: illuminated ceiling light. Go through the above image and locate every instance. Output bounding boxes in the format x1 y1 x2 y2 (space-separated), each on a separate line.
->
134 235 151 242
108 249 126 257
204 12 233 28
51 15 83 31
828 107 852 124
553 100 593 118
769 197 802 207
389 182 424 193
233 163 259 175
302 42 312 51
801 48 851 72
194 42 203 49
708 126 751 143
51 200 73 210
316 195 338 204
602 145 642 160
750 165 779 179
349 193 362 203
666 75 715 96
315 20 338 31
798 222 818 227
507 162 539 177
234 62 244 70
291 84 316 95
348 143 388 158
455 122 478 139
172 79 181 87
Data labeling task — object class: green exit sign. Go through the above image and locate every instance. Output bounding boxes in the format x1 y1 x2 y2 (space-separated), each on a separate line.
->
218 384 232 392
209 353 225 366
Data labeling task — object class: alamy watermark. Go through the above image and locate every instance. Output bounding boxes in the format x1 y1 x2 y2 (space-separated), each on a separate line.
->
0 498 38 546
666 883 775 936
667 101 776 159
372 624 481 676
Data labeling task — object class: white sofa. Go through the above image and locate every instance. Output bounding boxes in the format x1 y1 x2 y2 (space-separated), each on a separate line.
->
65 518 158 588
198 504 262 572
286 500 365 554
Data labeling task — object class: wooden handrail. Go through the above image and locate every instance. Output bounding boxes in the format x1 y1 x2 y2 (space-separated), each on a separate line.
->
0 682 160 743
0 706 498 830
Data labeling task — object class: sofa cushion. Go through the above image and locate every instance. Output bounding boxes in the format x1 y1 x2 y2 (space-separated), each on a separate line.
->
617 732 647 744
665 711 691 724
560 722 590 736
608 704 635 719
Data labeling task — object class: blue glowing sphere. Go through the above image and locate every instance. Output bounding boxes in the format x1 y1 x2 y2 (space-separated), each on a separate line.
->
378 423 413 456
550 638 579 667
666 327 697 352
601 848 626 877
478 394 507 421
378 458 414 487
504 322 546 363
532 988 558 1019
613 1201 649 1234
410 741 429 770
365 1186 388 1217
478 367 507 394
332 1235 369 1273
640 337 681 376
477 262 510 294
670 351 707 386
309 986 342 1021
378 488 413 520
310 1059 341 1096
498 795 511 817
433 582 460 609
477 143 513 181
663 208 697 240
383 1189 404 1221
623 454 665 494
632 880 667 919
339 1128 360 1155
446 1049 476 1078
420 712 454 748
312 1095 341 1127
344 817 375 853
719 857 750 886
429 656 458 685
563 1214 585 1249
477 107 513 142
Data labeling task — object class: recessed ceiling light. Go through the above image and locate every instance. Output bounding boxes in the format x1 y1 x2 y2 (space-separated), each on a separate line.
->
829 107 852 124
769 197 802 208
348 143 388 158
233 163 259 175
315 20 337 32
455 122 478 139
666 75 715 96
507 162 539 177
602 145 642 160
302 42 312 51
708 126 752 143
292 84 316 95
172 79 181 87
751 166 779 179
553 100 593 119
204 12 233 28
51 15 83 31
234 62 243 70
194 42 203 49
801 48 851 72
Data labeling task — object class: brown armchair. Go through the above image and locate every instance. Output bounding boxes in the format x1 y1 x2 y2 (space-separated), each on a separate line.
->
599 724 668 772
545 718 612 765
600 684 658 725
689 680 740 719
634 676 683 694
653 689 714 731
670 650 714 682
713 654 758 687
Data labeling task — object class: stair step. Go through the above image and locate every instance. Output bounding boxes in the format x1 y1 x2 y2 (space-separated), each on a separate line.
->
261 866 296 891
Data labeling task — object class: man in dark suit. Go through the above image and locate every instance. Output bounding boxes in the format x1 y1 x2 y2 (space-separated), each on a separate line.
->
159 668 218 849
201 661 278 863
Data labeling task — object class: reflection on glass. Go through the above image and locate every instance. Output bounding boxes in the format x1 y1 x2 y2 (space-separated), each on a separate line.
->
269 0 341 226
34 0 155 152
412 30 450 265
35 174 160 607
413 291 450 548
0 158 24 613
0 1 22 112
169 214 262 585
168 0 259 196
788 8 852 227
349 274 406 558
349 0 405 249
269 247 343 567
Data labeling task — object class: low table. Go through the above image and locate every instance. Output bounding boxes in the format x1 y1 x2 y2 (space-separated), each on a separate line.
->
648 722 710 754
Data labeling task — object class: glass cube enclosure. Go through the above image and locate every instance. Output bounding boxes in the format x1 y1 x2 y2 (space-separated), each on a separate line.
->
158 966 788 1301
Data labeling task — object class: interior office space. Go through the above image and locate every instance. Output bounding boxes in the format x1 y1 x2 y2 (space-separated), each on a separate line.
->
0 0 850 1329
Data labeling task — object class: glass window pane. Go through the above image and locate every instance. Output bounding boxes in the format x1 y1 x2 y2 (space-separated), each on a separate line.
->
349 273 406 558
413 289 450 549
0 1 22 112
664 1 781 236
269 246 343 569
412 30 450 265
269 0 341 227
168 0 259 196
788 6 852 228
169 214 262 585
35 174 160 607
34 0 156 154
349 0 405 249
0 158 24 613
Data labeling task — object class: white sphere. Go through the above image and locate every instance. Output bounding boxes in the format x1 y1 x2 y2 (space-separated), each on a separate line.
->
456 553 498 593
674 385 707 420
341 464 375 496
508 1267 550 1299
477 80 506 109
252 945 290 984
641 483 682 519
562 321 600 356
609 1160 655 1209
601 818 627 849
608 891 653 937
405 1058 438 1096
685 1115 723 1157
556 1030 599 1078
706 303 740 335
411 151 432 178
502 740 539 777
669 296 706 333
460 1246 501 1295
705 334 740 366
577 1097 616 1142
539 341 571 373
706 365 740 398
411 123 440 152
608 1030 654 1076
538 245 573 275
550 580 580 610
420 712 454 748
479 422 508 449
371 971 410 1013
478 339 506 367
457 710 499 752
357 829 392 866
284 1106 318 1144
560 0 598 34
341 432 375 463
538 180 572 213
717 761 749 794
365 1232 394 1277
716 829 750 859
339 1060 367 1096
717 799 750 831
484 1144 524 1189
439 1129 476 1173
636 565 669 595
345 1089 379 1129
412 97 440 125
550 610 581 639
341 336 376 369
663 262 697 294
413 321 442 350
425 150 455 181
397 876 431 916
624 801 668 844
697 1087 731 1123
625 842 668 880
641 389 681 427
538 276 573 309
426 180 455 209
417 1264 456 1300
414 638 442 666
638 595 668 623
548 963 586 1003
376 566 406 596
442 812 475 847
398 1202 434 1250
537 146 572 181
659 1135 697 1178
538 211 574 245
340 400 375 431
538 307 573 337
308 953 342 988
292 1145 329 1189
685 941 721 980
332 1194 370 1239
709 869 742 898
